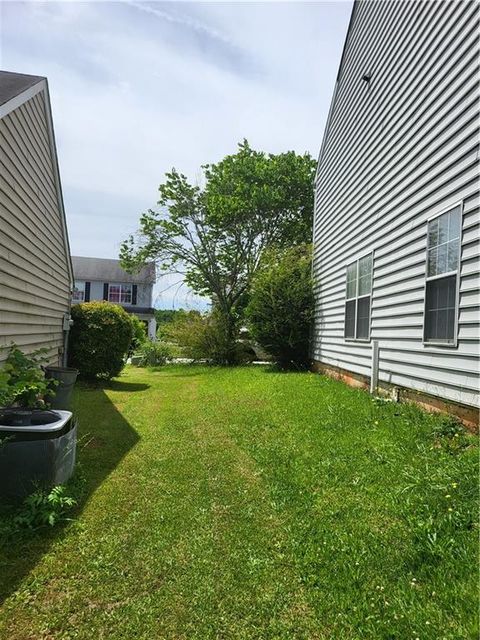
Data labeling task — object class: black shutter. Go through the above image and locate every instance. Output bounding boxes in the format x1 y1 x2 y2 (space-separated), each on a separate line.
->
103 283 109 300
85 281 91 302
132 284 137 305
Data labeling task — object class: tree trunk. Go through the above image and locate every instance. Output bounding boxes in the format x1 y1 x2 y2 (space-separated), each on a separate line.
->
224 315 238 365
215 306 239 365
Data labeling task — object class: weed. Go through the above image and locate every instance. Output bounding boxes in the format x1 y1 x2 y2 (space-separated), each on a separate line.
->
432 415 466 439
13 485 77 529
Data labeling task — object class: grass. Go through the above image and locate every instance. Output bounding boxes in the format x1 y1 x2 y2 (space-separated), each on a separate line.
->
0 364 477 639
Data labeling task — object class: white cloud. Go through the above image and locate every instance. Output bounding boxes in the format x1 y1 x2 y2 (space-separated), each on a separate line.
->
128 1 237 48
0 0 352 308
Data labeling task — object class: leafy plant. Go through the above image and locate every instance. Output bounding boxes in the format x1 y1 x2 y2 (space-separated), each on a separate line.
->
135 341 173 367
13 485 77 529
432 415 465 439
68 302 134 380
0 346 57 408
246 245 314 368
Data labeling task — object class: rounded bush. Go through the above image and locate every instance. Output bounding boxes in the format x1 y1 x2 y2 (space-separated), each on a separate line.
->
246 245 314 368
68 302 134 380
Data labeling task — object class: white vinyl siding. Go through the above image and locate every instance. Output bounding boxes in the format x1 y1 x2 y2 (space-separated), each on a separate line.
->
0 90 71 364
312 0 480 408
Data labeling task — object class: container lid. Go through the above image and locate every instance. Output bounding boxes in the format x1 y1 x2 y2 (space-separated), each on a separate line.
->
0 410 73 433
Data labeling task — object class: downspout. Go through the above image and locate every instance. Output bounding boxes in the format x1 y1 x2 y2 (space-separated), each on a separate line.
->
62 310 73 367
370 340 379 395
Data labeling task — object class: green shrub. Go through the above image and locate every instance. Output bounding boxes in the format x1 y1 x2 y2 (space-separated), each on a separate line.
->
129 315 148 356
246 245 314 368
156 310 201 342
164 310 248 364
69 302 134 380
135 341 173 367
162 312 210 361
155 309 193 340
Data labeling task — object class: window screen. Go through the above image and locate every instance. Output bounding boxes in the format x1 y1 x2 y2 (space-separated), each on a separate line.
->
424 206 461 344
357 297 371 339
344 253 373 340
425 275 457 343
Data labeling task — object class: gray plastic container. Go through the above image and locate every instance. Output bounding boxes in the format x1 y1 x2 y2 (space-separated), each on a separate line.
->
45 366 78 410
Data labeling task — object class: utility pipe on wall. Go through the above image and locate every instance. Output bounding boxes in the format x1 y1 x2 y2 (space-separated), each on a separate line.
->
370 340 379 395
62 312 73 367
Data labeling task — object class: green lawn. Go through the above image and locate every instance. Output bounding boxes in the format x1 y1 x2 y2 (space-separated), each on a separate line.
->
0 365 478 639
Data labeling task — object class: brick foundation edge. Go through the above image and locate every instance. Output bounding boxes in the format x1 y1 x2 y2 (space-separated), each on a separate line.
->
311 360 479 432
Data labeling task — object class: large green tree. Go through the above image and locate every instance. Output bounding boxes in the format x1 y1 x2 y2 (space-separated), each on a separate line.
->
120 140 316 363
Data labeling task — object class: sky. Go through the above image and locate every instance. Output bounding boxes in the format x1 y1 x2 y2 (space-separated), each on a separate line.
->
0 0 352 309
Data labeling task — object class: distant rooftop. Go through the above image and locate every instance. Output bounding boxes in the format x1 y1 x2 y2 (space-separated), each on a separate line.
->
0 70 44 107
72 256 156 284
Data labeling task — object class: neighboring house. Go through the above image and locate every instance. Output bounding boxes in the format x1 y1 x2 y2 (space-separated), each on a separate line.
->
312 1 479 424
71 256 157 339
0 70 73 365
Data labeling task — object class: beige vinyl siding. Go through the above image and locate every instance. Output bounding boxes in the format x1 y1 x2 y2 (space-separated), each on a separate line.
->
312 0 480 408
0 90 71 364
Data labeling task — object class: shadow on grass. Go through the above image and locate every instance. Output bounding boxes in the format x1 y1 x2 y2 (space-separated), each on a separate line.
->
155 366 222 378
76 380 150 393
104 380 150 393
261 364 310 374
0 386 140 604
157 363 280 377
127 363 305 380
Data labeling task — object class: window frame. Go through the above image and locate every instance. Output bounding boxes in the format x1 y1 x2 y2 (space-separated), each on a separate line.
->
72 280 85 303
422 202 463 348
344 250 374 343
108 283 133 305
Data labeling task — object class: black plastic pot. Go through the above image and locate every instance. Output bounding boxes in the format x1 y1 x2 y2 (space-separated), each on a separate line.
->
45 366 79 410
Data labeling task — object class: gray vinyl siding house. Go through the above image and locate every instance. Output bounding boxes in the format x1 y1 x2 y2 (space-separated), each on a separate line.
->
0 71 73 365
312 1 479 421
71 256 157 339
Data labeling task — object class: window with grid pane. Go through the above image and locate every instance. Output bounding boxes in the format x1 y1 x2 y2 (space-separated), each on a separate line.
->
344 254 373 340
424 206 461 344
108 284 132 305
